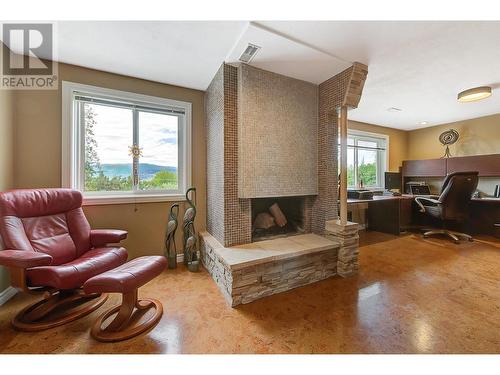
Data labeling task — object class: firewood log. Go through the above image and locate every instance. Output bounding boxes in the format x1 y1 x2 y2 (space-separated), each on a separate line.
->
269 203 287 227
253 212 275 230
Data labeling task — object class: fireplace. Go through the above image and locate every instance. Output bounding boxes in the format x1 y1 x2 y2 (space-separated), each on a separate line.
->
202 62 365 306
251 196 307 242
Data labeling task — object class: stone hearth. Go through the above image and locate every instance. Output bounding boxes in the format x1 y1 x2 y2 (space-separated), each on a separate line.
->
200 231 340 306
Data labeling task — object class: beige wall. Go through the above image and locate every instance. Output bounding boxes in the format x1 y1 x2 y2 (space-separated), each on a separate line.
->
14 62 207 260
0 86 14 293
407 113 500 160
407 113 500 196
349 120 409 172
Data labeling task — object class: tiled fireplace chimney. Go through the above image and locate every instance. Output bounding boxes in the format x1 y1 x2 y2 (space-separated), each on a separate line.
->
205 63 356 247
203 62 367 305
205 64 251 246
206 63 322 247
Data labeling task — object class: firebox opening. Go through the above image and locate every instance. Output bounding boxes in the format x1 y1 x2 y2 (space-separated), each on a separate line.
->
251 197 305 242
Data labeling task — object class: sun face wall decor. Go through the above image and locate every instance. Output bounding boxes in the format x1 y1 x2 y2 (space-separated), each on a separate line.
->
128 145 143 186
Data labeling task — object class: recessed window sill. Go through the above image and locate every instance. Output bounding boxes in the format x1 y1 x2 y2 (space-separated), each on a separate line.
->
82 194 186 206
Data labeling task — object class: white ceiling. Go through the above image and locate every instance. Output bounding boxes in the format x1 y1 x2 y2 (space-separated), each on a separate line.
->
3 21 500 130
225 23 352 84
5 21 247 91
259 21 500 130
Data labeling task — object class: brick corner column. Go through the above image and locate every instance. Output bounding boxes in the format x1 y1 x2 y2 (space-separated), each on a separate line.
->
324 219 359 277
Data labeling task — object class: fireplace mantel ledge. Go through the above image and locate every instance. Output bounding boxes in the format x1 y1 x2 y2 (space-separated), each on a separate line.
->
199 231 340 271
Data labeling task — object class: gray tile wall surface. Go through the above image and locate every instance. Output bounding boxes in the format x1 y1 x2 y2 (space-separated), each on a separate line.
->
312 67 353 234
223 64 252 246
238 64 319 198
205 65 225 244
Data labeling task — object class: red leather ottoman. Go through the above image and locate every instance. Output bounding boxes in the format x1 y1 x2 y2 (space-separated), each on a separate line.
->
84 256 167 342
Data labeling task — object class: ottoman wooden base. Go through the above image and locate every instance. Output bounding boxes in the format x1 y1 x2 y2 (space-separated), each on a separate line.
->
91 289 162 342
84 256 167 342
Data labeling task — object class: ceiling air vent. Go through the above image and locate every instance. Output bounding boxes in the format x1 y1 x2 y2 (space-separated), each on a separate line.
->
238 43 261 63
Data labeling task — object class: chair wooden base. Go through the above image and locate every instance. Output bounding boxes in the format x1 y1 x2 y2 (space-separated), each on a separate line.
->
90 289 163 342
423 229 474 244
12 290 108 332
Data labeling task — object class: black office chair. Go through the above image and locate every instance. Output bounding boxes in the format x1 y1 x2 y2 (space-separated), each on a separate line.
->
415 171 479 243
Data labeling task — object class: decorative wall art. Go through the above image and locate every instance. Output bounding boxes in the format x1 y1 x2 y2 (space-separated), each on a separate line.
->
439 129 460 158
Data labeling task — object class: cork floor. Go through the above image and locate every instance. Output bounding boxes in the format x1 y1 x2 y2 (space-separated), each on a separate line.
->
0 231 499 354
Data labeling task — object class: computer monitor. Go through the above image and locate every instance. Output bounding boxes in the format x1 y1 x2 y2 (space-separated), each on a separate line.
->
385 172 402 191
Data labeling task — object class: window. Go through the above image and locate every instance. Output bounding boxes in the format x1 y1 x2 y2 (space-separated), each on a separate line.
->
339 130 388 188
62 82 191 204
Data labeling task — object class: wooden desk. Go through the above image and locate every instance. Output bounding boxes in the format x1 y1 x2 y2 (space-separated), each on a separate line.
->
347 195 413 235
469 198 500 235
348 195 412 203
347 195 500 236
399 154 500 235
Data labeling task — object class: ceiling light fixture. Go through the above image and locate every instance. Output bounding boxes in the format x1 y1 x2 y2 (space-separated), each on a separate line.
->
457 86 492 103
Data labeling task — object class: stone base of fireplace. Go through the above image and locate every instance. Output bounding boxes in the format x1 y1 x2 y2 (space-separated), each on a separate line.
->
200 231 340 307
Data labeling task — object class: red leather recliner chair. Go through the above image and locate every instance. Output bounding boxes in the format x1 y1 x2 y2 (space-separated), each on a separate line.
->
0 188 128 331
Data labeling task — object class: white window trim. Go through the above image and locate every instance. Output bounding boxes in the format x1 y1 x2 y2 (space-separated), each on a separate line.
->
62 81 192 205
346 129 389 189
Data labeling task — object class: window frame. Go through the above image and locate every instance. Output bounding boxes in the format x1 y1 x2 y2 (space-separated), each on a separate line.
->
341 129 389 189
62 81 192 205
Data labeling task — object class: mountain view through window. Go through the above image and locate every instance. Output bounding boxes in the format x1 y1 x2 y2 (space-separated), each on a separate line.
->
83 102 179 193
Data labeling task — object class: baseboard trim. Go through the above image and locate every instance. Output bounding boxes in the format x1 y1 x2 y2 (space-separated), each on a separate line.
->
0 286 17 306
